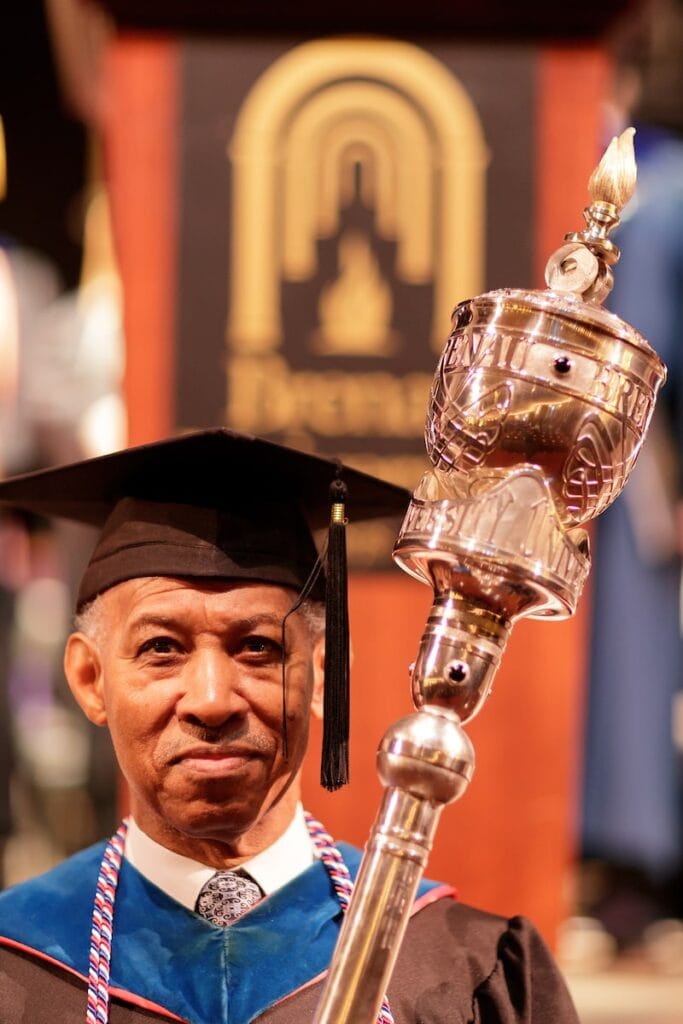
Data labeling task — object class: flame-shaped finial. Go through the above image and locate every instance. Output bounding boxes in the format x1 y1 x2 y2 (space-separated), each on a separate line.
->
545 126 639 302
588 127 637 211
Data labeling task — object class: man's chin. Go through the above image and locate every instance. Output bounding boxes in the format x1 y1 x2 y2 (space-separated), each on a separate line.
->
130 765 301 852
166 793 263 837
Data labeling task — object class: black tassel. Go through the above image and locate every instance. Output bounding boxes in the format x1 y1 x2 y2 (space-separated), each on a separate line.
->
321 475 350 790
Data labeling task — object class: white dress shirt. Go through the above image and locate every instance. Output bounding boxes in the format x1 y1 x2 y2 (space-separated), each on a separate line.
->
124 804 317 911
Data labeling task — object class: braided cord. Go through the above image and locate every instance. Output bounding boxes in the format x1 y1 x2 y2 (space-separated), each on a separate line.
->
87 818 129 1024
304 811 395 1024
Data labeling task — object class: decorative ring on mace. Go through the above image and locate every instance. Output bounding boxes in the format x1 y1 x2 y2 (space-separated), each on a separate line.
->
312 128 666 1024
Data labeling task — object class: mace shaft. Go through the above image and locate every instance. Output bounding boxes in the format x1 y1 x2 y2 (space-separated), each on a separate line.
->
313 706 474 1024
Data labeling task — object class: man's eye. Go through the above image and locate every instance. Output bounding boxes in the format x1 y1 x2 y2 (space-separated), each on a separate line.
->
138 637 181 657
240 635 283 658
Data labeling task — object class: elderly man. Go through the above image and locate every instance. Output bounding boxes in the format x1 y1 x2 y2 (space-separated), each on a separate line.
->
0 430 579 1024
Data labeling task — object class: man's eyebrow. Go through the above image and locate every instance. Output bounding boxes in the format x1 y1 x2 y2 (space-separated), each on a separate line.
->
126 614 182 634
230 613 285 630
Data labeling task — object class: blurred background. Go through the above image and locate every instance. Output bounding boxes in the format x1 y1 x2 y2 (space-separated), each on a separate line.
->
0 1 681 1020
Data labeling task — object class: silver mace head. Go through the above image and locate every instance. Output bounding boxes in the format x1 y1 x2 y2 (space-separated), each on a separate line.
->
393 128 665 723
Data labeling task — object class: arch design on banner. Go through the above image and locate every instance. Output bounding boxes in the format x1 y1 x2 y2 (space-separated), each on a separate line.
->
227 37 488 358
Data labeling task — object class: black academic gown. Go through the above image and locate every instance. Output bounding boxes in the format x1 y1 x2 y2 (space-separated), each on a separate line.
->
0 840 578 1023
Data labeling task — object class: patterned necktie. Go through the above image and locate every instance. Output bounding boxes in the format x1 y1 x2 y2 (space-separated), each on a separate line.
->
195 869 263 926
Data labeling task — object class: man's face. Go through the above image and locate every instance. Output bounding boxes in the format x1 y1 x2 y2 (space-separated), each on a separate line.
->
65 578 323 855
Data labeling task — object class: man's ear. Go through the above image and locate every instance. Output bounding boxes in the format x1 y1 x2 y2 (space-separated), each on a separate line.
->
64 633 108 726
310 636 325 721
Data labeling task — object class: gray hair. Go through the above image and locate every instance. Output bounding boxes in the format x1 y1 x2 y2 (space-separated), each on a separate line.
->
73 596 106 645
298 599 325 641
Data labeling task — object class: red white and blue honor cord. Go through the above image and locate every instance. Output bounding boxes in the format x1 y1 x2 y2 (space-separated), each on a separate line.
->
87 819 128 1024
88 814 394 1024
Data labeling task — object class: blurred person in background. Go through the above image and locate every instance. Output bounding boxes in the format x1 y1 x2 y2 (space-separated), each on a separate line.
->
0 126 62 884
580 0 683 953
0 113 124 878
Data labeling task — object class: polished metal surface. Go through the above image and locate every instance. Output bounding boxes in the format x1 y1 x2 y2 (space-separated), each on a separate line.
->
393 284 664 720
313 130 666 1024
407 590 511 721
314 709 474 1024
423 288 663 526
390 278 665 723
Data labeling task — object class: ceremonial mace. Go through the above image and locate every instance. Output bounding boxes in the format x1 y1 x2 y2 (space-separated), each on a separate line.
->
313 129 666 1024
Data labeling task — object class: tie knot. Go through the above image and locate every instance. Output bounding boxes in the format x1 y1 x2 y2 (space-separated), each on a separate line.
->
195 869 263 926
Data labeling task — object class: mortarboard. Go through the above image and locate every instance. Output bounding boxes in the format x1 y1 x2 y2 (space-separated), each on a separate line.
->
0 428 410 790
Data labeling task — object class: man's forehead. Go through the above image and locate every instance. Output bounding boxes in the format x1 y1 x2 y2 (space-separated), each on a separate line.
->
100 576 301 621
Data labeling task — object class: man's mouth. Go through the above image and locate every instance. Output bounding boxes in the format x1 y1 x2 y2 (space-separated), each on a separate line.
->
172 746 257 774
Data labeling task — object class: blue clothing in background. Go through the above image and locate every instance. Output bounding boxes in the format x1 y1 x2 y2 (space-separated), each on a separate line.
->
582 127 683 881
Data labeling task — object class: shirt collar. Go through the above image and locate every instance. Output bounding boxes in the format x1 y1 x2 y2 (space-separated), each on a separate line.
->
124 804 317 911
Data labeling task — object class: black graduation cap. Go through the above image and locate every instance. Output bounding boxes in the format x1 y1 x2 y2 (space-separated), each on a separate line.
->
0 428 410 790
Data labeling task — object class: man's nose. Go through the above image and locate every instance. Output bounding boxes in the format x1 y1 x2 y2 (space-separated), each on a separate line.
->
176 649 247 727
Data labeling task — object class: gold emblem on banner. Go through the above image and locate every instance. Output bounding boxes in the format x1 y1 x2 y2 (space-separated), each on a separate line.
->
225 36 487 476
227 38 486 353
